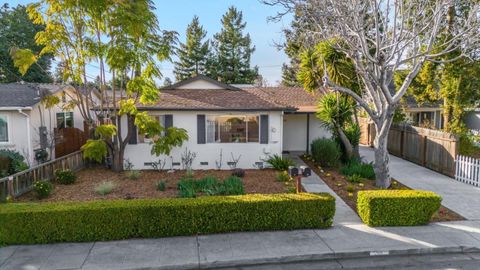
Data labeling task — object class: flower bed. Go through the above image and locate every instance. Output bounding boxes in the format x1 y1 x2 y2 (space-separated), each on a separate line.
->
16 168 288 202
0 193 335 245
300 155 464 223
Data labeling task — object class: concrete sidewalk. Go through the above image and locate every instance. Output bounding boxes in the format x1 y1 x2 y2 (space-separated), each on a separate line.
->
360 146 480 221
1 220 480 270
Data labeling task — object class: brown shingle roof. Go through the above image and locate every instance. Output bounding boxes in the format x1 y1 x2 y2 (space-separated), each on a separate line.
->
136 89 294 111
244 87 326 112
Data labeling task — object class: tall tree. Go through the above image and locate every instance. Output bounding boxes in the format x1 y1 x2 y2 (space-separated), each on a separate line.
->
208 6 258 84
173 16 209 81
14 0 188 171
265 0 480 188
0 4 52 83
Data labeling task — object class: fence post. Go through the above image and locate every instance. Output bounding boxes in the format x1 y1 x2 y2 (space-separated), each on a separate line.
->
422 135 428 167
7 176 14 198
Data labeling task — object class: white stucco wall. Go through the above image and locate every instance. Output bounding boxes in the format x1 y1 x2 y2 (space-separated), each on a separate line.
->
123 111 284 170
0 111 31 163
282 113 331 152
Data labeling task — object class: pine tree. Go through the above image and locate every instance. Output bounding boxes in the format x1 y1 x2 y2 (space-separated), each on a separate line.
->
173 16 209 81
208 7 258 84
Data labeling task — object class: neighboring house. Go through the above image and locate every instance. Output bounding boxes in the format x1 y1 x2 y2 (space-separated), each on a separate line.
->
400 95 444 129
122 75 330 170
464 109 480 131
0 83 87 165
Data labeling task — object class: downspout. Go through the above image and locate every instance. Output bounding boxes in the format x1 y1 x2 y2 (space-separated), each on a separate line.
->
306 113 310 154
17 109 33 165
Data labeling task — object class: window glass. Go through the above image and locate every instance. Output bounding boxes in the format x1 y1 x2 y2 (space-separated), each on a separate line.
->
0 115 8 142
206 115 259 143
56 112 74 128
247 116 259 142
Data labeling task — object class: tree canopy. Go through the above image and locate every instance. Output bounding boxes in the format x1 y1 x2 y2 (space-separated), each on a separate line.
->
173 16 210 81
0 4 52 83
207 6 258 84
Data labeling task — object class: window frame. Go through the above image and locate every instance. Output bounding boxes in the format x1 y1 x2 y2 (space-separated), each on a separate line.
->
205 114 261 144
0 114 10 144
56 111 74 129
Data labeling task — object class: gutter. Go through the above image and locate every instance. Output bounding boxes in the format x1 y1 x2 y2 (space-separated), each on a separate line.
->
0 106 33 111
17 109 33 165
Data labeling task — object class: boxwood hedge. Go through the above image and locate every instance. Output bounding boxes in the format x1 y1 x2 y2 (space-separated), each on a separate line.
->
357 190 442 226
0 193 335 245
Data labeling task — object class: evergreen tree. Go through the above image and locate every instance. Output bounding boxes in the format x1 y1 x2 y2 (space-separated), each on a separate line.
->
0 4 52 83
173 16 209 81
208 7 258 84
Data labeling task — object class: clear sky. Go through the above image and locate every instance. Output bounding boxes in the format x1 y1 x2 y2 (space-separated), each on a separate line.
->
4 0 292 85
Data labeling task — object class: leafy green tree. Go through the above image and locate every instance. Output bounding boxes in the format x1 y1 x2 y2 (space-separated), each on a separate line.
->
0 4 52 83
208 6 258 84
297 40 361 159
13 0 188 171
174 16 209 81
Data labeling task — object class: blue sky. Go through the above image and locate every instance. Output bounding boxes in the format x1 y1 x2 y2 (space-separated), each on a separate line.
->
5 0 292 85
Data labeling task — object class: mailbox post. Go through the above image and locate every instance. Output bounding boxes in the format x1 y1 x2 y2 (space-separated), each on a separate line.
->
288 165 311 193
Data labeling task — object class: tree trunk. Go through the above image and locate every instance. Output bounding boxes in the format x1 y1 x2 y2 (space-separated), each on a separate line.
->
335 124 354 160
111 146 124 172
372 116 393 188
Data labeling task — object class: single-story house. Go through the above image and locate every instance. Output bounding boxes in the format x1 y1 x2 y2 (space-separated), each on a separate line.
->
397 94 444 129
0 83 88 165
122 75 330 170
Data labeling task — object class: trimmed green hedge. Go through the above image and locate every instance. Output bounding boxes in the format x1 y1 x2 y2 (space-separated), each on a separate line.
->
0 193 335 245
357 190 442 226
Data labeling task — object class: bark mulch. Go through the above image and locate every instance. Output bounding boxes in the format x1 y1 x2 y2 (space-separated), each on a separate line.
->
16 167 287 202
301 156 465 223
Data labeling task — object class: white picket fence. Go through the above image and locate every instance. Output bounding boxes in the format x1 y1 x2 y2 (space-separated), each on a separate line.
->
455 155 480 187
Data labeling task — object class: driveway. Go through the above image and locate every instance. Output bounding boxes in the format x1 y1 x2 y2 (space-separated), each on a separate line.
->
360 146 480 221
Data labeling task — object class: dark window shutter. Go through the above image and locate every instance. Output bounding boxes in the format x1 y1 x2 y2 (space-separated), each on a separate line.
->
129 125 137 144
260 114 269 144
197 114 206 144
164 114 173 136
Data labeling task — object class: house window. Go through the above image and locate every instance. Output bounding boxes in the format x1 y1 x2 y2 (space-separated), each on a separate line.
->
56 112 74 128
206 115 259 143
0 115 8 142
143 115 166 143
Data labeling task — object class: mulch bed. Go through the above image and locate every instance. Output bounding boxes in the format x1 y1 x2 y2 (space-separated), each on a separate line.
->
300 156 465 223
16 167 287 202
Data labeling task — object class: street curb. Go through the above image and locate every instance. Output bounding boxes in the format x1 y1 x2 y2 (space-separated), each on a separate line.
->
198 246 480 269
124 246 480 270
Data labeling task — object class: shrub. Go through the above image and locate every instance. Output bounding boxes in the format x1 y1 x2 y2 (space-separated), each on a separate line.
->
231 168 245 178
95 181 115 195
357 190 442 226
276 171 291 182
223 176 245 195
346 174 362 183
33 181 52 199
0 193 335 244
345 184 355 193
156 181 166 191
310 138 341 167
55 169 76 185
264 154 295 171
126 170 141 180
341 159 375 180
0 149 28 178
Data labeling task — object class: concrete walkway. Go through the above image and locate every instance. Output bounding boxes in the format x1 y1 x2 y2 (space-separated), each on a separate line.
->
360 146 480 221
288 154 361 225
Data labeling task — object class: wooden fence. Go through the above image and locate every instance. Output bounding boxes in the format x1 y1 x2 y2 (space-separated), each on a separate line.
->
359 118 458 177
0 151 84 201
455 155 480 187
55 127 87 158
